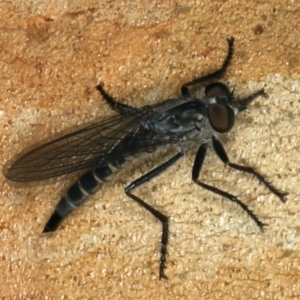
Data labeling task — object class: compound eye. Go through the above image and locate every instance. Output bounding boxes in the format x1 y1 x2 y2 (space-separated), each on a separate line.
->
205 82 231 98
208 104 235 133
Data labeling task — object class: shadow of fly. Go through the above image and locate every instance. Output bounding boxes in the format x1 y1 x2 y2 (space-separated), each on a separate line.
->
3 38 287 279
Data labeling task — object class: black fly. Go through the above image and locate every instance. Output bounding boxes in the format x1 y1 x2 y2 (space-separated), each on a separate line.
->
3 38 287 279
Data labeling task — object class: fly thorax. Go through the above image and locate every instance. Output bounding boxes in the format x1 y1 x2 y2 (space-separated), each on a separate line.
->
155 110 205 135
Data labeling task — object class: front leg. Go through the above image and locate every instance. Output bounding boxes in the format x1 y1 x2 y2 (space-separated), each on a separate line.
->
181 37 234 97
212 136 288 203
192 142 266 229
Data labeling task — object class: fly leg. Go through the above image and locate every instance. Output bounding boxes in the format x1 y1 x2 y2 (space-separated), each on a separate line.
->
125 152 184 279
212 137 288 203
192 142 267 230
96 82 140 114
181 37 234 97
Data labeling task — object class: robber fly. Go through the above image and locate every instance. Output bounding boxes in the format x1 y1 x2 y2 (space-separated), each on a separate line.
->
3 38 287 279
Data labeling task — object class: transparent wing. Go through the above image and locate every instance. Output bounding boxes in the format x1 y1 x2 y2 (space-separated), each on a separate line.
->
3 108 167 182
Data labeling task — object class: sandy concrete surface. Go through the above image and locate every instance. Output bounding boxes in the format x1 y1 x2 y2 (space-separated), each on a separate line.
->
0 0 300 299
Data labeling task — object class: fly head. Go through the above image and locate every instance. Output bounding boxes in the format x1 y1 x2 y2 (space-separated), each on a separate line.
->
205 82 235 133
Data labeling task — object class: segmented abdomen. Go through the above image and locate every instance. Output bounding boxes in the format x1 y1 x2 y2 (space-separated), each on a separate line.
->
43 157 126 232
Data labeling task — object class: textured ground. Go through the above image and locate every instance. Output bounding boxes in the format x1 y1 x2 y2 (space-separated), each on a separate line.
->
0 1 300 299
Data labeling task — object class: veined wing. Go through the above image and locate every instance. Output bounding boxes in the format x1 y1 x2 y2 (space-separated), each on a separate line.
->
3 108 159 182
